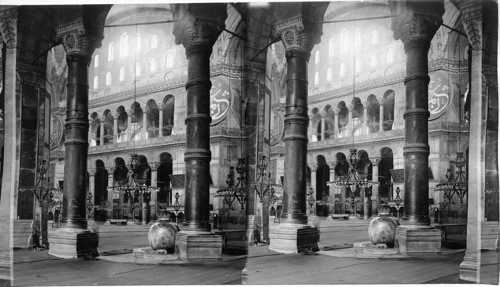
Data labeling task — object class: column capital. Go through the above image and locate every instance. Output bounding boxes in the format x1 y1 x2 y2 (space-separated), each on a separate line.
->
99 115 107 122
88 169 97 176
150 163 160 171
173 4 227 56
311 163 318 172
107 167 116 174
370 157 381 166
17 62 45 87
452 0 482 51
0 7 18 49
55 20 99 64
390 1 444 50
274 17 317 60
329 162 337 169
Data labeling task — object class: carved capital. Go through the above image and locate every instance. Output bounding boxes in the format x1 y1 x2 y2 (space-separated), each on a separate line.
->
150 163 160 171
454 0 482 51
56 20 98 63
274 17 316 60
390 1 444 50
99 115 107 122
329 162 337 169
311 163 318 172
173 4 227 56
370 157 381 166
88 169 97 176
0 7 18 49
17 62 45 87
107 167 116 174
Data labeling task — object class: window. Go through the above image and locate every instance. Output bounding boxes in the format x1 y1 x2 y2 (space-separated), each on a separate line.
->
119 67 125 81
326 68 332 81
94 55 99 68
120 33 128 58
386 47 394 63
340 28 349 52
108 43 114 61
106 72 112 86
150 58 157 72
355 58 361 73
151 34 158 50
93 76 98 89
355 29 361 48
166 52 174 68
314 72 319 86
340 63 346 77
136 33 141 52
136 63 141 77
329 39 334 57
315 51 320 64
370 53 377 67
371 30 378 44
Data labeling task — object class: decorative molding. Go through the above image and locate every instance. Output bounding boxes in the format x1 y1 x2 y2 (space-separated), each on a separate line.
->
453 0 482 51
17 62 45 87
0 7 18 49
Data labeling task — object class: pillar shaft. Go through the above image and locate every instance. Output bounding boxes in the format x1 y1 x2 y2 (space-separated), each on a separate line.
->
320 116 325 141
113 115 118 143
333 112 339 138
371 159 380 215
158 105 164 138
379 104 384 132
127 112 132 142
62 55 91 229
99 119 104 145
142 110 147 139
363 106 368 134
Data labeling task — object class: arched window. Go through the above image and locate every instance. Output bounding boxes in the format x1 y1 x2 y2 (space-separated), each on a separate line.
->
340 28 349 52
326 68 332 81
151 34 158 50
370 53 377 67
315 51 320 64
119 67 125 81
136 63 141 77
106 72 112 86
355 58 361 73
166 52 174 68
329 38 334 57
108 43 114 61
340 63 346 77
94 55 99 68
371 30 378 44
120 33 128 57
136 33 141 52
150 58 157 72
314 72 319 86
93 76 99 89
355 29 361 48
386 47 394 63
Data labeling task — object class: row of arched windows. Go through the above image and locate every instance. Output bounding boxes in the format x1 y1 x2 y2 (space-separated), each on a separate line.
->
322 28 379 59
94 33 158 65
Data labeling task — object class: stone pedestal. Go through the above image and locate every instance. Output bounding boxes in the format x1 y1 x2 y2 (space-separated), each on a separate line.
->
395 226 441 255
269 223 319 254
175 231 222 262
459 251 480 282
481 221 499 250
48 228 99 259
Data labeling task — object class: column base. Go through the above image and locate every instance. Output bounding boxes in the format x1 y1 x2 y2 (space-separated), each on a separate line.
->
395 225 441 255
269 223 319 254
48 228 99 259
459 251 480 283
481 221 499 250
175 231 222 262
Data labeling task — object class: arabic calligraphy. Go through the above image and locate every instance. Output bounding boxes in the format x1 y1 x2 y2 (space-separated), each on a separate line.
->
428 71 451 121
50 113 64 150
270 108 284 146
210 78 231 126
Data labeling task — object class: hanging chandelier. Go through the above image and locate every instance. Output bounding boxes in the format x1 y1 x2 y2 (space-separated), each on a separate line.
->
250 155 283 202
436 151 467 204
327 148 378 189
19 159 63 208
216 157 247 210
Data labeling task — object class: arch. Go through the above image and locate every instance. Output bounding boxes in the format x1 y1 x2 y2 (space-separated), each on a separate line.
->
120 32 128 58
158 152 173 204
311 107 321 142
130 102 143 141
379 147 394 201
146 99 160 139
90 112 101 146
328 38 334 57
337 101 348 138
323 105 335 139
162 95 175 136
351 97 364 136
335 152 349 177
116 106 128 143
94 160 109 207
382 90 395 131
340 28 349 52
367 94 380 134
102 110 114 144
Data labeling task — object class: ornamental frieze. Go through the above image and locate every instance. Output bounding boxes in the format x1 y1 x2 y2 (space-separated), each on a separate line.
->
0 7 18 49
16 62 45 87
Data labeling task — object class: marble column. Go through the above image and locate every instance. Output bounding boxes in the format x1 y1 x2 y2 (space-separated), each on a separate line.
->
308 113 313 141
127 110 133 142
150 164 158 222
347 106 353 137
362 106 368 135
158 104 164 138
390 0 444 255
455 0 498 282
333 110 339 138
320 113 326 141
142 108 148 140
269 8 327 253
112 113 118 143
49 19 100 258
379 102 384 132
329 162 336 214
370 158 380 216
88 169 96 221
107 167 115 219
172 3 227 262
99 116 105 145
309 164 318 216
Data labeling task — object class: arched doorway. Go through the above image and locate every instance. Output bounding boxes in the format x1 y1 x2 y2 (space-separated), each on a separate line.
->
94 160 109 221
158 152 173 206
316 155 330 216
379 147 394 203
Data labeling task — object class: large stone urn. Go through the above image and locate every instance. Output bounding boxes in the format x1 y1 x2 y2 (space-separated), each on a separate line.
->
368 204 399 248
148 221 180 253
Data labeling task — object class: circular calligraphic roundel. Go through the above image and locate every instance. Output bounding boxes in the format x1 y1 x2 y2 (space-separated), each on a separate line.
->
428 71 452 121
210 78 232 126
50 113 64 150
270 108 284 146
